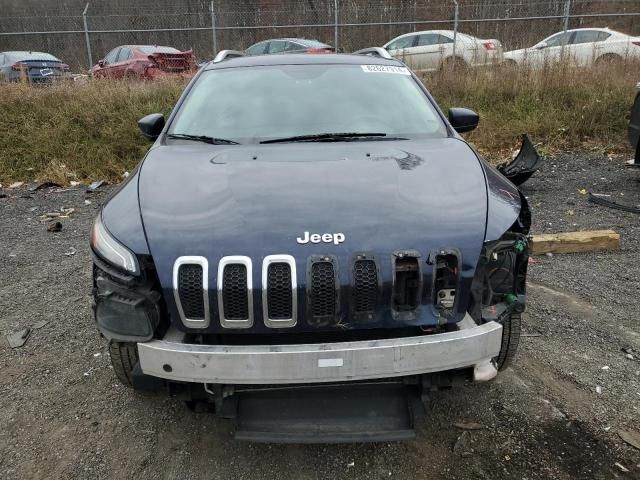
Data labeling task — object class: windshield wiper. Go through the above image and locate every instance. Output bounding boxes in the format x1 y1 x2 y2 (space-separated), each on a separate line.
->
260 132 398 144
167 133 239 145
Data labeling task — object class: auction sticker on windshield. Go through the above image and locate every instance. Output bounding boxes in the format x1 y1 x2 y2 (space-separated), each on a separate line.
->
360 65 410 75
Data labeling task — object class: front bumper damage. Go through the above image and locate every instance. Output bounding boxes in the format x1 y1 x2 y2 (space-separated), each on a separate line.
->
137 314 502 385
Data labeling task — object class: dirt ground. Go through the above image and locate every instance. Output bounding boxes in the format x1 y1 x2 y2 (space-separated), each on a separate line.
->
1 153 639 480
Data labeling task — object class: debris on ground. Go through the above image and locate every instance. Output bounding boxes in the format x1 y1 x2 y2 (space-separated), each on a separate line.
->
8 181 24 189
47 221 62 232
86 180 107 192
29 181 62 192
454 422 485 431
6 327 31 348
589 193 640 214
452 430 474 456
614 462 630 473
595 386 603 394
32 320 49 329
0 193 7 199
84 200 92 205
70 181 81 187
122 171 130 179
64 247 77 257
618 430 640 451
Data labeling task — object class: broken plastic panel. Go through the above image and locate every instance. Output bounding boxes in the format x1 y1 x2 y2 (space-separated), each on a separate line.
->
497 134 542 186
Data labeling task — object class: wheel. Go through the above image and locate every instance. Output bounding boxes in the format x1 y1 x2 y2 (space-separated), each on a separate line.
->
495 312 521 370
108 341 139 387
595 53 623 67
441 56 467 71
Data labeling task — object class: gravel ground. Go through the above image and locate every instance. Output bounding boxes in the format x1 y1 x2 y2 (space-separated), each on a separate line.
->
1 153 639 480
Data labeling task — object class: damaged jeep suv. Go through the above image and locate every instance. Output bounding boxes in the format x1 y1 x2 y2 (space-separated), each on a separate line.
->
91 50 530 442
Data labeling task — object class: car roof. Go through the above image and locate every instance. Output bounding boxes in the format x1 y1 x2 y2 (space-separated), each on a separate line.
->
203 53 404 70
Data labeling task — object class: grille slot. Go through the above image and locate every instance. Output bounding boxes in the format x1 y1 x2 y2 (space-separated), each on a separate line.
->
172 256 209 328
218 256 253 328
178 264 205 319
262 255 297 328
352 259 378 318
267 263 292 319
309 259 338 325
222 264 249 320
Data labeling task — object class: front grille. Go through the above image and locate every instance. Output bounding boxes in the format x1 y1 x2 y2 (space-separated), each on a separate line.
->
222 264 249 320
353 259 378 316
267 263 292 319
177 264 205 320
310 261 337 323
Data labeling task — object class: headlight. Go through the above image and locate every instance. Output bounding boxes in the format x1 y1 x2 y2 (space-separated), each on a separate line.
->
90 214 140 275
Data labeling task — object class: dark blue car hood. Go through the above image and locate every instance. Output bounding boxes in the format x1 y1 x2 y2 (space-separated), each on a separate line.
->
137 138 517 333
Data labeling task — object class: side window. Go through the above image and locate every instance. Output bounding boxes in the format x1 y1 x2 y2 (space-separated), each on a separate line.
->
596 31 611 42
387 35 416 50
268 40 288 54
246 42 267 55
285 42 304 52
104 48 120 65
0 54 5 66
544 32 572 48
572 30 605 45
438 34 454 44
116 47 132 62
416 34 442 47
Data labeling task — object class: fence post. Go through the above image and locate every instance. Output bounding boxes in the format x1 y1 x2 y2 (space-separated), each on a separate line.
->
563 0 571 32
334 0 339 52
210 1 218 55
82 3 93 70
452 1 459 60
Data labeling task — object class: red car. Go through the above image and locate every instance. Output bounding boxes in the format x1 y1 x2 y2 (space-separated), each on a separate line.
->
90 45 196 79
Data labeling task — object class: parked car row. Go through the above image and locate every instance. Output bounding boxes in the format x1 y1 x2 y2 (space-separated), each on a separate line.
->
2 27 639 84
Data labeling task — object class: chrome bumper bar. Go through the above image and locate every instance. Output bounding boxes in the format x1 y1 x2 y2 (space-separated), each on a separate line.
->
138 315 502 384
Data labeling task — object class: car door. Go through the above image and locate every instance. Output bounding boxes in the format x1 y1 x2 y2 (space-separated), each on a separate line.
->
566 30 608 66
99 48 121 77
535 31 574 67
385 35 418 68
0 54 7 80
112 47 133 78
410 33 452 71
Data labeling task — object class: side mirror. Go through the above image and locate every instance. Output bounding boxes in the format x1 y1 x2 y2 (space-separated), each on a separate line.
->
98 60 105 67
138 113 165 141
448 108 479 134
536 42 548 50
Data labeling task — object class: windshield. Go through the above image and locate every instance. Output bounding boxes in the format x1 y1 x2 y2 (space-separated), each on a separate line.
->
168 64 447 144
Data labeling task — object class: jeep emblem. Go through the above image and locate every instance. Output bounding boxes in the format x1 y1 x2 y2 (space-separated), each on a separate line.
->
297 231 345 245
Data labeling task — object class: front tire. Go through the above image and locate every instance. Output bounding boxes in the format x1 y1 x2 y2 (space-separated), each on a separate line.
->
108 341 139 387
495 312 521 370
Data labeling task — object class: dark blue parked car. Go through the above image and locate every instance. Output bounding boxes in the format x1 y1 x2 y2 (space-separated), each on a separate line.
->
90 50 531 442
0 51 69 83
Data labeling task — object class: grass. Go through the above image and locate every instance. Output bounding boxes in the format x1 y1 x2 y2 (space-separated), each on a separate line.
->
0 63 637 185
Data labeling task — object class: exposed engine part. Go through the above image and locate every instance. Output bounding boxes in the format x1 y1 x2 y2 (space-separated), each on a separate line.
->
436 289 456 309
470 234 529 324
393 255 420 312
497 134 542 186
432 252 459 319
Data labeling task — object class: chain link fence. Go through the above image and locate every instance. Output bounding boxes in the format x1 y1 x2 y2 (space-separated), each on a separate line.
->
0 0 639 71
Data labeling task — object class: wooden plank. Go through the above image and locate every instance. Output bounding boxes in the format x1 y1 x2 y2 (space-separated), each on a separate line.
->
530 230 620 255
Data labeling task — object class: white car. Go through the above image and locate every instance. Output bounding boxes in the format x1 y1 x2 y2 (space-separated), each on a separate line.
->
383 30 503 72
504 28 640 68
